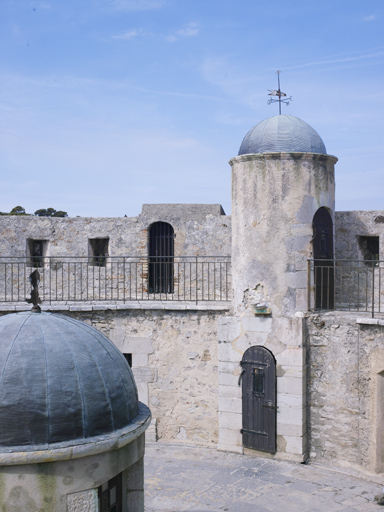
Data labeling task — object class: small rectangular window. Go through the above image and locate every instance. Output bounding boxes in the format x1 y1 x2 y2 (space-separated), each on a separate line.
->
98 473 122 512
124 353 132 367
27 239 48 268
358 236 379 266
88 238 109 267
253 368 264 395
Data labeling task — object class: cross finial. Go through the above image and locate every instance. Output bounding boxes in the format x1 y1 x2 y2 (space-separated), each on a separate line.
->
267 70 292 115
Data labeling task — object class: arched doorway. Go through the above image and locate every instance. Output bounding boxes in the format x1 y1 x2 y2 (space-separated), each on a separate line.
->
240 346 276 453
313 207 334 309
148 222 174 294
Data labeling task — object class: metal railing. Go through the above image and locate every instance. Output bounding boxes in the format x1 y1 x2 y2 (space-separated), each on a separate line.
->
308 259 384 317
0 256 231 304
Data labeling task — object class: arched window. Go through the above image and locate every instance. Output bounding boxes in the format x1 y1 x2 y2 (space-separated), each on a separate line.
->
148 222 174 294
313 207 334 309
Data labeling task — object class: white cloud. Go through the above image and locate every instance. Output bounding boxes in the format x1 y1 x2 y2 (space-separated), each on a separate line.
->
363 14 376 22
101 0 165 11
166 22 200 42
111 30 141 40
175 22 200 38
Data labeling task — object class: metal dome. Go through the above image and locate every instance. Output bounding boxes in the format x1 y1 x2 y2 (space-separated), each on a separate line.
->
238 114 327 155
0 312 139 449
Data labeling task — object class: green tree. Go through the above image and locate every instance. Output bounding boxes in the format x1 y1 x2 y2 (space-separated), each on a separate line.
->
34 208 68 217
9 206 26 215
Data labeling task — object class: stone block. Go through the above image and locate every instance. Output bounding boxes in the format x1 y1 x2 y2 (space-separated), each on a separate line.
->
218 396 242 414
277 393 303 408
285 434 305 456
217 317 241 342
296 287 307 312
278 375 304 396
276 422 304 437
93 304 117 310
234 332 268 352
126 491 144 512
125 458 144 490
218 411 242 430
122 337 154 354
277 404 305 426
218 361 241 374
285 235 310 253
291 223 312 236
132 354 148 367
286 270 307 289
67 489 98 512
218 372 240 387
218 343 241 363
241 316 272 333
135 382 148 404
276 347 303 367
132 367 154 383
218 384 242 399
218 427 242 448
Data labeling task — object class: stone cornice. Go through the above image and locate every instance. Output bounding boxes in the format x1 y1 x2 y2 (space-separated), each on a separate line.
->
229 152 338 166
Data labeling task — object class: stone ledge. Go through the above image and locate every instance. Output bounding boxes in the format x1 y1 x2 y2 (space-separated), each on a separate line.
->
356 317 384 326
0 301 230 313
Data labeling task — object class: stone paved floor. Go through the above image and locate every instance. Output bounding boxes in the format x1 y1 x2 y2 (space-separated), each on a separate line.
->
144 443 383 512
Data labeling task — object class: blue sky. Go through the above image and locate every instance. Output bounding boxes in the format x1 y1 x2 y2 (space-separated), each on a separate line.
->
0 0 383 217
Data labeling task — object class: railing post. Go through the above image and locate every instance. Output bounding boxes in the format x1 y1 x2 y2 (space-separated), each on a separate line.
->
307 259 311 311
372 261 375 319
196 256 198 305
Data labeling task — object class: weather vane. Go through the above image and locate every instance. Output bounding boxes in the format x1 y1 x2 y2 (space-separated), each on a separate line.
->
267 70 292 115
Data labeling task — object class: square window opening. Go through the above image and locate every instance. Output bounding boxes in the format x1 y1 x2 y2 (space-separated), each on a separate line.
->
124 353 132 367
27 239 48 268
358 236 379 266
89 238 109 267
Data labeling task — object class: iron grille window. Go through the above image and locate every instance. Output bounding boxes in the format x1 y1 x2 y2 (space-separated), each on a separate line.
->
148 222 174 293
98 473 122 512
89 238 109 267
253 368 264 395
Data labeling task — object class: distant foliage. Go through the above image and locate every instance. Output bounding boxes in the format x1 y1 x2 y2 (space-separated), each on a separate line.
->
34 208 68 217
0 206 29 216
10 206 27 215
0 206 68 217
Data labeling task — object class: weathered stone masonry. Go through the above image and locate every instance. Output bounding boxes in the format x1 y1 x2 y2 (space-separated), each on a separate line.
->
64 307 224 446
306 312 384 473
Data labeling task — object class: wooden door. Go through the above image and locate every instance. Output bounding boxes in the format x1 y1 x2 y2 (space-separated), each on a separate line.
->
241 346 276 453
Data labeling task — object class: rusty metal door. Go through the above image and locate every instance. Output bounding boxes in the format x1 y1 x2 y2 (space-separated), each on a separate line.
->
240 346 276 453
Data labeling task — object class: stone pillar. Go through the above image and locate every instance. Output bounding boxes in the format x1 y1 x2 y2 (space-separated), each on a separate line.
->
124 458 144 512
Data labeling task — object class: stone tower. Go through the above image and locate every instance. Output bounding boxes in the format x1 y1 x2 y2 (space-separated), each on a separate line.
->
218 114 337 460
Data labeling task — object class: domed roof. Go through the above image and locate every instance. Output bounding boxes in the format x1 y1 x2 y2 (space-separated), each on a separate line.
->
0 312 139 449
238 114 327 155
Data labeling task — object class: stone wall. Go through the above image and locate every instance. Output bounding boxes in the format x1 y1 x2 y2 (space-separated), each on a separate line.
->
0 204 231 258
306 311 384 473
217 313 307 461
61 307 225 446
336 210 384 260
